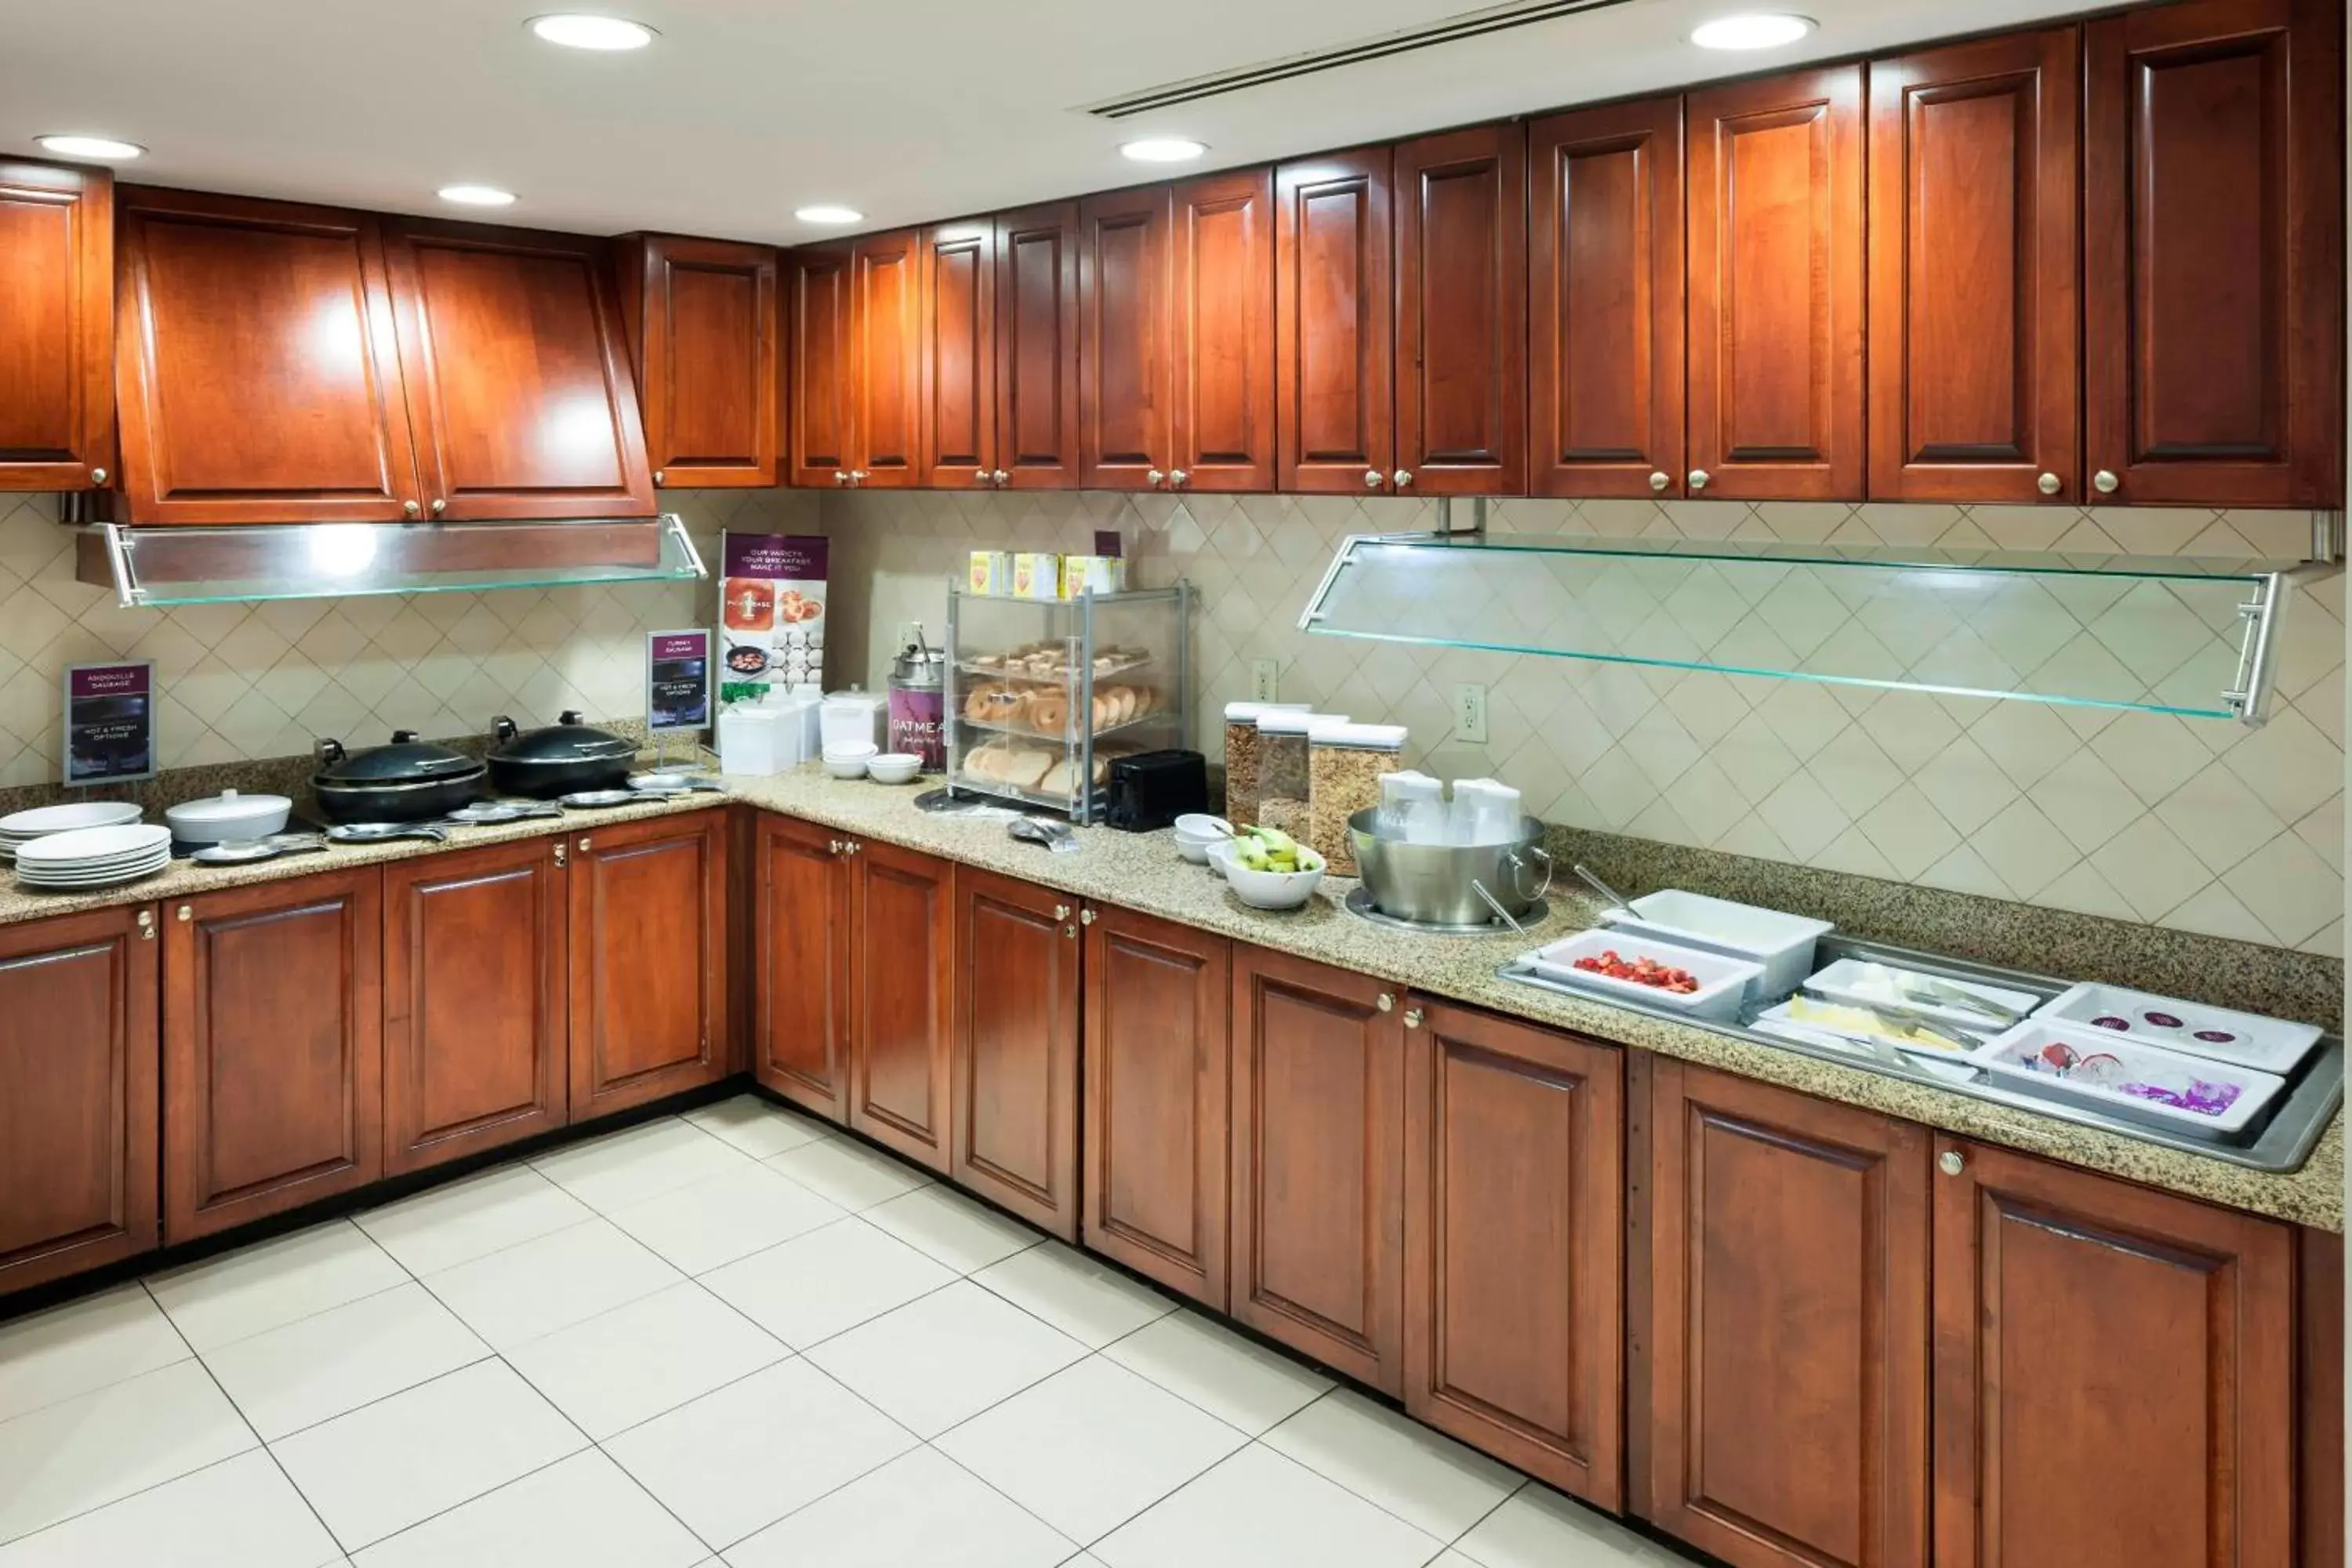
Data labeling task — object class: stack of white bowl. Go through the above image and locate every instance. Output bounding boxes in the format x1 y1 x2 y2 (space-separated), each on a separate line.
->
822 742 877 779
15 822 172 890
1173 814 1233 865
0 801 145 862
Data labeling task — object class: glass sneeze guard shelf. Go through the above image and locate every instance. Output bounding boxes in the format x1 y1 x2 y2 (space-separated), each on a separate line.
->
1298 531 2339 724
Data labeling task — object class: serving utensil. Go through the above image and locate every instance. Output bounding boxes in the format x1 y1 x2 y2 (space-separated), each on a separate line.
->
1570 862 1635 916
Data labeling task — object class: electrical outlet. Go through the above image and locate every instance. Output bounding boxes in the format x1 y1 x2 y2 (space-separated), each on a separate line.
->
1454 683 1488 744
1251 659 1280 702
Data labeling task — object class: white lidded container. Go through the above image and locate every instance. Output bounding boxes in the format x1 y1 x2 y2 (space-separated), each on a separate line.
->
163 789 292 844
820 690 888 754
716 700 785 776
2033 981 2321 1076
1972 1017 2286 1138
1599 890 1833 1001
1526 929 1765 1023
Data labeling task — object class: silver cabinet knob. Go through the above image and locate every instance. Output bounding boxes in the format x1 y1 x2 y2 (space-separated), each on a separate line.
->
850 470 869 485
1688 470 1710 491
137 908 154 938
176 906 192 922
975 469 992 485
1939 1149 1966 1177
652 469 665 485
1080 908 1097 925
1169 469 1189 487
2093 470 2120 494
1053 903 1071 921
577 837 591 852
1649 470 1669 492
1145 469 1164 487
1364 469 1382 489
430 497 446 514
1392 469 1413 488
847 840 862 855
1375 993 1394 1012
834 470 849 485
2036 472 2062 495
402 499 420 517
89 466 107 485
553 843 567 866
1403 1007 1425 1029
992 469 1008 486
829 839 844 855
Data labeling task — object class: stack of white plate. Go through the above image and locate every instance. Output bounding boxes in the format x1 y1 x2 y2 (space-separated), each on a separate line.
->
0 801 145 862
15 823 173 889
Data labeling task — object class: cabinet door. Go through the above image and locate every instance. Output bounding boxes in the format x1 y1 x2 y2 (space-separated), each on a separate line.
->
383 217 655 520
568 811 728 1119
1529 98 1684 500
0 906 157 1294
164 869 383 1242
1686 66 1866 500
1169 167 1276 492
1230 945 1405 1392
1079 186 1173 487
1868 29 2080 503
1082 903 1229 1307
2085 0 2343 507
851 228 921 488
789 242 857 487
1404 1000 1621 1505
1639 1061 1929 1568
114 187 424 524
921 220 997 488
1393 124 1526 495
1276 149 1394 495
950 868 1080 1238
383 838 568 1176
993 201 1081 488
850 839 953 1171
618 234 780 488
753 814 853 1122
0 159 112 491
1933 1138 2293 1568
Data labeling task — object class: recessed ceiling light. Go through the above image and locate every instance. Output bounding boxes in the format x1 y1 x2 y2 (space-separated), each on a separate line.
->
1120 137 1208 163
438 184 518 207
1690 13 1815 49
794 204 865 226
528 14 657 50
34 134 145 161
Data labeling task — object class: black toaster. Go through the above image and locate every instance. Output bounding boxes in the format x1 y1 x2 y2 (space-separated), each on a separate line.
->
1102 749 1209 833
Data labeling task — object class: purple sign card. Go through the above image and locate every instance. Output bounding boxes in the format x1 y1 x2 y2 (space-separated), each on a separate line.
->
63 660 157 786
646 629 712 735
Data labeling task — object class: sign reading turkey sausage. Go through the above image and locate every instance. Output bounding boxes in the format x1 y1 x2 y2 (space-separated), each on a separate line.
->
62 660 157 786
645 630 712 735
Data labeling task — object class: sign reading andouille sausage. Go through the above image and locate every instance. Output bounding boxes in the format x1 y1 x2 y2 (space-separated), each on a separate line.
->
62 660 158 786
646 630 712 735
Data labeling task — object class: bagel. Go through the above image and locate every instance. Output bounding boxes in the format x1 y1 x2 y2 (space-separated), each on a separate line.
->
1027 693 1071 735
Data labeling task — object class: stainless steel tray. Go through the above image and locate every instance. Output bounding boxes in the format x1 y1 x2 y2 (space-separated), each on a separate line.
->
1499 932 2343 1172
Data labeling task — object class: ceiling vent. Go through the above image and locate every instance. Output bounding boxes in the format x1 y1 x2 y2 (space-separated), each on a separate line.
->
1080 0 1640 118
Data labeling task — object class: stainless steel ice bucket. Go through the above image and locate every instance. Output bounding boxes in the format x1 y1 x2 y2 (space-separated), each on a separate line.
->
1347 808 1553 926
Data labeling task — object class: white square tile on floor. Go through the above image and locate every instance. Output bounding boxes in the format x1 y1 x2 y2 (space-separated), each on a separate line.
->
1101 1311 1332 1436
934 1356 1247 1545
969 1242 1174 1349
0 1283 191 1424
421 1217 682 1350
147 1220 409 1351
0 1359 257 1545
270 1359 586 1554
350 1449 705 1568
805 1279 1087 1438
354 1164 594 1276
531 1117 753 1213
684 1095 833 1159
503 1282 787 1439
1452 1483 1682 1568
724 1446 1073 1568
1091 1443 1443 1568
604 1160 846 1275
700 1218 954 1348
0 1450 340 1568
763 1135 933 1210
602 1356 915 1552
202 1281 491 1440
862 1184 1044 1273
1264 1389 1523 1541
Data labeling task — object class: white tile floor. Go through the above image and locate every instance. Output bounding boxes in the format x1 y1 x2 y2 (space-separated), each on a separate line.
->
0 1096 1689 1568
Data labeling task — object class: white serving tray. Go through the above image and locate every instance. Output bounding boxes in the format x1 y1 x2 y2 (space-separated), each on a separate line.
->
2034 982 2321 1076
1751 1000 1980 1083
1804 958 2038 1032
1599 890 1831 999
1527 929 1764 1023
1973 1018 2286 1138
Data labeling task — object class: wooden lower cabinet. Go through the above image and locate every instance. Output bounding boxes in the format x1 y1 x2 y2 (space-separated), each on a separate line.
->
163 869 383 1242
1404 1000 1622 1505
848 839 953 1171
1637 1060 1929 1568
2299 1227 2344 1568
0 906 158 1292
950 869 1081 1238
1082 904 1231 1307
753 813 855 1120
382 838 568 1175
1932 1136 2295 1568
1230 945 1405 1392
568 811 728 1119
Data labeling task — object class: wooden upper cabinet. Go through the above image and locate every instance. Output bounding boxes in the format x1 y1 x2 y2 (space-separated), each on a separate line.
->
0 906 157 1294
1230 945 1406 1394
851 228 922 488
753 812 854 1122
1529 98 1684 500
1169 168 1276 492
993 201 1081 488
1276 148 1395 495
850 838 953 1171
1869 28 2081 504
1394 124 1526 496
1079 185 1174 488
950 868 1081 1239
1404 1000 1622 1507
115 187 424 524
2085 0 2344 507
0 160 112 491
1933 1138 2294 1568
1638 1061 1929 1568
920 219 997 488
1686 66 1866 500
789 241 856 486
568 810 728 1119
615 234 781 489
381 216 655 521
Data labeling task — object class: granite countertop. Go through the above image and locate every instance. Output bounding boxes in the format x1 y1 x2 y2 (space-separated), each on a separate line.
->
2 765 2337 1230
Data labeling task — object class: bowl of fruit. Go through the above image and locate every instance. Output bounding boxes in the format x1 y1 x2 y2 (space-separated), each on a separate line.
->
1210 827 1327 910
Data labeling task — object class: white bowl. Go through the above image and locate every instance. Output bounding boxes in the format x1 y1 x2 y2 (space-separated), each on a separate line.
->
822 754 873 780
1210 839 1326 909
1176 837 1215 865
1174 813 1234 838
866 753 923 785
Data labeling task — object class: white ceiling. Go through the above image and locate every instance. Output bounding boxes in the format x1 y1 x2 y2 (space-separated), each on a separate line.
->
5 0 2089 245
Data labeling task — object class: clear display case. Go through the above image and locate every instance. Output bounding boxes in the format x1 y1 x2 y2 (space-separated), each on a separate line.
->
946 583 1191 822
